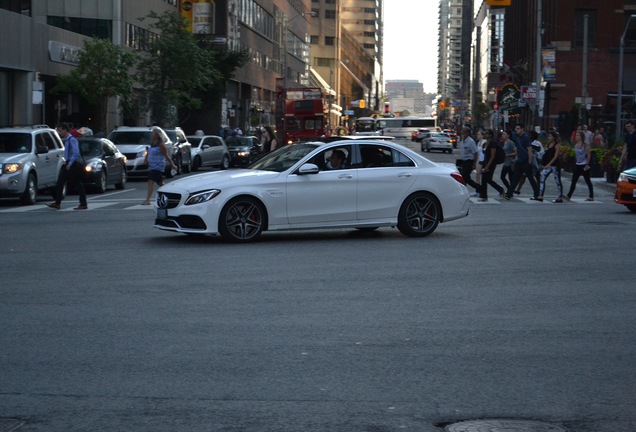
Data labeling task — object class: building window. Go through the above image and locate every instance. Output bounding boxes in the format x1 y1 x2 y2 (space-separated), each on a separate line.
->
325 0 336 4
325 9 336 19
310 35 319 44
0 0 31 15
575 9 596 48
325 36 335 45
47 16 112 40
315 57 335 67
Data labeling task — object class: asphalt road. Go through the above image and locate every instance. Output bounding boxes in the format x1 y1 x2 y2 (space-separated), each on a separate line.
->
1 141 635 432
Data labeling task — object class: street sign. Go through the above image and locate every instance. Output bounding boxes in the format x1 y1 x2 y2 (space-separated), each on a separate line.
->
344 110 354 115
520 85 537 103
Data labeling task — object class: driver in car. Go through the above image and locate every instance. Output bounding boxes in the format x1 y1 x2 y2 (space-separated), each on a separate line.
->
326 149 347 170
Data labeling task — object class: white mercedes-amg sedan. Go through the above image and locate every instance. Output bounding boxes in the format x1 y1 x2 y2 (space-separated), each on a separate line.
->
153 139 470 242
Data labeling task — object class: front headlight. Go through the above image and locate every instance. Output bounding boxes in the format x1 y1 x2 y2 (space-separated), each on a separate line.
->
237 151 249 157
618 173 629 182
86 161 101 172
3 163 23 174
185 189 221 205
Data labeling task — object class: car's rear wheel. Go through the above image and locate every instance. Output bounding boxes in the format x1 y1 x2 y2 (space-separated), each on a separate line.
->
626 204 636 213
115 169 126 190
95 171 107 194
219 196 266 243
20 173 37 205
397 192 441 237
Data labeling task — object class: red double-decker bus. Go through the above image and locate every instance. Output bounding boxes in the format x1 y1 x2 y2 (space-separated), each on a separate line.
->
277 87 326 144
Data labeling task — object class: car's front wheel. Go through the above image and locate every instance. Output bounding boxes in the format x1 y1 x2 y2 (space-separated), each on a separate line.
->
20 173 37 205
183 151 192 173
219 154 230 170
218 196 266 243
626 204 636 213
95 171 107 194
115 169 126 190
397 192 441 237
192 156 201 171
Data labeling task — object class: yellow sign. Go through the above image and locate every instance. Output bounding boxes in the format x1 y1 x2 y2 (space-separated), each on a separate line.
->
359 99 365 109
486 0 511 5
179 0 215 34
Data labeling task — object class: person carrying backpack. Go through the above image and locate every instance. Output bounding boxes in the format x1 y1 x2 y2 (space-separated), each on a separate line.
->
477 129 506 201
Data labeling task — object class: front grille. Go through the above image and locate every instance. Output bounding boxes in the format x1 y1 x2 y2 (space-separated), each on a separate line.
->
123 152 138 160
155 215 207 230
157 192 181 209
619 193 636 202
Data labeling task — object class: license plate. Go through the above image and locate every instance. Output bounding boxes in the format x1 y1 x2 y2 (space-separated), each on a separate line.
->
157 208 167 219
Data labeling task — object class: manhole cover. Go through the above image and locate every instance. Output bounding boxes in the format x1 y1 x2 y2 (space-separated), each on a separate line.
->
0 419 24 432
445 419 567 432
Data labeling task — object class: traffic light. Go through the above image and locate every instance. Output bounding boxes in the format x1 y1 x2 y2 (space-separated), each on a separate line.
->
359 99 365 109
384 102 390 114
439 101 445 110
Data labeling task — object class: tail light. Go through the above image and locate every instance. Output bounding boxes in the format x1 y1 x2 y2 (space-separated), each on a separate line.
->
451 172 465 185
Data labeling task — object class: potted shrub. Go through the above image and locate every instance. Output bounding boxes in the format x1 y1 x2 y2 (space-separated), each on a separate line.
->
601 145 624 183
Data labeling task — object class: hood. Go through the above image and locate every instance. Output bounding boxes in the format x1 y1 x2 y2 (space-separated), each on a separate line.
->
0 153 30 163
163 169 282 192
114 144 147 153
227 144 251 150
623 166 636 176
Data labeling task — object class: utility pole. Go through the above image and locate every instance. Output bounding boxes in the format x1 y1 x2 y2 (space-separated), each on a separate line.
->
534 0 542 130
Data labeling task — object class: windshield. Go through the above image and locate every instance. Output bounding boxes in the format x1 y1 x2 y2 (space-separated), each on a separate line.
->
225 137 251 147
78 140 102 158
0 133 32 153
248 143 319 173
188 137 202 146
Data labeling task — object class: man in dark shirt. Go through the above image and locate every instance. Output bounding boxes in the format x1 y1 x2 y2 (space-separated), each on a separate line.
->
504 123 540 200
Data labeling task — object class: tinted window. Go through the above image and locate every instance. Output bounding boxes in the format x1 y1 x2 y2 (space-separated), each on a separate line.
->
0 133 31 153
359 145 394 168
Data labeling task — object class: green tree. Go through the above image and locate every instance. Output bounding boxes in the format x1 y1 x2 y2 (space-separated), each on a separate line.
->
137 11 223 126
53 37 137 132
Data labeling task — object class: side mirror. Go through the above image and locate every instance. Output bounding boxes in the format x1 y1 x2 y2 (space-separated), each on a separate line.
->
297 163 320 175
36 145 49 154
179 138 187 144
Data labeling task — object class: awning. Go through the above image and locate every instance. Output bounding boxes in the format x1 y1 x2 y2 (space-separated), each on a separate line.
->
309 68 336 96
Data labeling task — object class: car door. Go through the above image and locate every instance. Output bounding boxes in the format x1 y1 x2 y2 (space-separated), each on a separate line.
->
356 144 418 220
286 146 357 225
103 142 119 183
36 131 62 187
201 137 222 166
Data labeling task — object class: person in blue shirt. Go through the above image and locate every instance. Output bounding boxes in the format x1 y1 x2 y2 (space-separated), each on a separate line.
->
47 122 87 210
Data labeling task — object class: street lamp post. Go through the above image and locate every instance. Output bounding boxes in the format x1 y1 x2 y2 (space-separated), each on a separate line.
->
615 14 636 144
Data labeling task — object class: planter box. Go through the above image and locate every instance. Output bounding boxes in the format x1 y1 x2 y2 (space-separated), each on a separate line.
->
606 171 619 183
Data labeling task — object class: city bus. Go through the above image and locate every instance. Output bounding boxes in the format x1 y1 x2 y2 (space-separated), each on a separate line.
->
376 117 438 139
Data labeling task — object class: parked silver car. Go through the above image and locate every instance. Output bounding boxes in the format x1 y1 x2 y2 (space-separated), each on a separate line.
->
0 125 66 204
187 135 230 171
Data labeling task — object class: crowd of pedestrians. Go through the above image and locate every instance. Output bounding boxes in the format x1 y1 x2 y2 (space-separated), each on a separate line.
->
457 124 598 203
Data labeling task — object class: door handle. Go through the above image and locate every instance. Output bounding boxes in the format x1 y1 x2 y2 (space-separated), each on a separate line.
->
398 172 412 178
338 174 353 179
